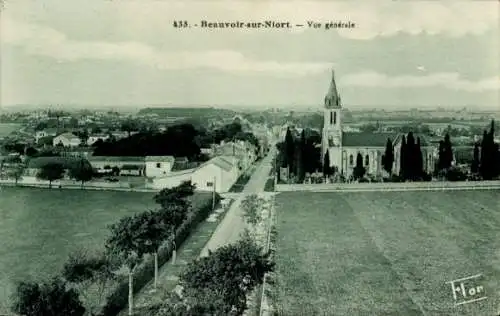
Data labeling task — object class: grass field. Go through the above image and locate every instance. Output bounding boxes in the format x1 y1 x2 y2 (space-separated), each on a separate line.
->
274 190 500 316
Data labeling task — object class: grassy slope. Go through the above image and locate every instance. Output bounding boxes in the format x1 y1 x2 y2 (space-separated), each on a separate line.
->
275 190 500 316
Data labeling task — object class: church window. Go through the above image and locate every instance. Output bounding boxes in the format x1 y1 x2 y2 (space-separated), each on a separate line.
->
349 154 354 166
333 112 337 125
365 155 369 166
330 112 333 125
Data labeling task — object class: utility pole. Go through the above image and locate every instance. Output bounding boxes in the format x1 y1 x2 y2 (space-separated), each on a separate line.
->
212 175 216 210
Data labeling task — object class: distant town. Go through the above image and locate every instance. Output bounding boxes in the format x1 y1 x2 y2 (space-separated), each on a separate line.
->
1 98 499 190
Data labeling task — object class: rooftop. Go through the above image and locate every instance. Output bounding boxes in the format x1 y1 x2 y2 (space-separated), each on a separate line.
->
145 155 175 163
55 132 80 140
198 156 234 172
342 132 397 147
27 156 91 169
88 156 145 162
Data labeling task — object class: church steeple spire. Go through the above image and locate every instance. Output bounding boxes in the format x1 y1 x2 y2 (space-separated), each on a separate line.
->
325 69 341 109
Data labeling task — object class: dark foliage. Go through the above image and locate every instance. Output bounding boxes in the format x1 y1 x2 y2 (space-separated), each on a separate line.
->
154 180 195 208
353 153 365 180
179 235 274 315
382 138 394 174
11 278 85 316
37 162 65 188
101 194 220 316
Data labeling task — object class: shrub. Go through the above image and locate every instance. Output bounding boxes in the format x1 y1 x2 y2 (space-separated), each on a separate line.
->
101 193 220 316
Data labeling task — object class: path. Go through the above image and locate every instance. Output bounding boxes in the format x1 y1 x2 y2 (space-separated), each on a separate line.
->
199 147 276 257
117 148 276 315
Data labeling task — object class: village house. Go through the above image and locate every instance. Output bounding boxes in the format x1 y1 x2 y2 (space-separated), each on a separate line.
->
53 132 82 147
191 156 239 192
145 156 175 178
148 155 239 193
59 146 95 159
87 134 110 146
88 156 145 175
35 128 58 144
212 140 257 171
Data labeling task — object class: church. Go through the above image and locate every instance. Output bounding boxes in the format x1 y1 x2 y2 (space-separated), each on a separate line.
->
321 70 435 178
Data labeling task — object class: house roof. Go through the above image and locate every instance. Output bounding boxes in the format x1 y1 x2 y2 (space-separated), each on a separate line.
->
392 133 430 147
55 132 79 140
88 156 145 162
341 132 431 148
60 146 94 153
38 128 58 135
342 132 397 147
27 156 91 169
145 155 175 163
198 156 234 172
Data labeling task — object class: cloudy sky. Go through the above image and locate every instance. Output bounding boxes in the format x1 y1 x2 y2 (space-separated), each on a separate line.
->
1 1 499 110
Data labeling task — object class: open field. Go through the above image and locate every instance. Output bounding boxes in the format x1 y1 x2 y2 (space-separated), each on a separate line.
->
274 190 500 315
0 123 21 137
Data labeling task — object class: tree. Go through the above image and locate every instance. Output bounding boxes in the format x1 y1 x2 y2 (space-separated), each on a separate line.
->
382 138 394 174
352 153 365 180
37 162 65 188
471 143 480 174
284 128 295 175
68 160 93 188
479 120 499 180
91 126 102 134
25 147 38 157
8 165 24 185
400 136 406 178
140 210 173 290
121 119 139 137
443 133 454 169
405 132 415 180
241 194 264 237
415 137 424 179
156 203 189 265
154 180 195 208
323 151 331 178
296 130 306 183
76 129 89 146
179 235 274 315
11 278 85 316
105 213 154 316
479 130 489 179
61 249 117 315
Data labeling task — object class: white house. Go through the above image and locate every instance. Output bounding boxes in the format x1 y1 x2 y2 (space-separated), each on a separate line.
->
148 156 239 193
191 156 239 193
53 132 82 147
145 156 175 178
147 169 194 190
87 134 109 145
35 128 58 144
88 156 145 175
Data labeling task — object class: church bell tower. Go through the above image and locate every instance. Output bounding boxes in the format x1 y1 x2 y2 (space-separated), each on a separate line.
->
322 69 343 171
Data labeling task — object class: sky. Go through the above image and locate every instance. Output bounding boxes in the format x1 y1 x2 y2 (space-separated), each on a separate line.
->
1 1 499 110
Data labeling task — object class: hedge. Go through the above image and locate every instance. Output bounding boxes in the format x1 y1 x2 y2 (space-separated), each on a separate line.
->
101 192 221 316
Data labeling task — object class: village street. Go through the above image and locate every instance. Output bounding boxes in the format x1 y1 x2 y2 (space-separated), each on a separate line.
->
123 147 277 314
200 145 276 257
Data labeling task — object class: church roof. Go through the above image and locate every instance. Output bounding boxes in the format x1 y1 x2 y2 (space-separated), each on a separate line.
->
324 69 342 109
342 132 396 147
392 133 430 147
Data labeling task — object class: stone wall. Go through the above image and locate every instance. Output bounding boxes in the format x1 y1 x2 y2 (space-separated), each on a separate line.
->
275 180 500 192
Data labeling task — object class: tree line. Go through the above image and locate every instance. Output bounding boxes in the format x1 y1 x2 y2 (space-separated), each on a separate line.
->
11 181 273 316
92 121 259 160
276 127 321 183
